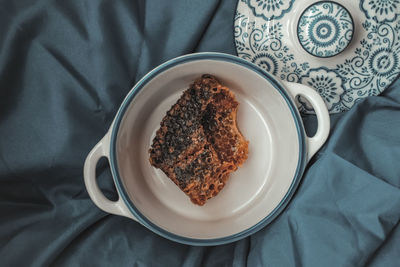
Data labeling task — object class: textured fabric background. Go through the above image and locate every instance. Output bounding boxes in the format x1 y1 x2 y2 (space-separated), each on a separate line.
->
0 1 399 266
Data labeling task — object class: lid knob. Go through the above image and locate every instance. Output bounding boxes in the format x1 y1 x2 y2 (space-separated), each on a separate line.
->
297 1 354 58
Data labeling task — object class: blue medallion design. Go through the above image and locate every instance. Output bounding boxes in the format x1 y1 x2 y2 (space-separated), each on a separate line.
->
360 0 400 23
235 0 400 113
337 18 400 110
251 53 279 75
299 68 344 111
297 2 354 57
244 0 295 21
368 47 399 77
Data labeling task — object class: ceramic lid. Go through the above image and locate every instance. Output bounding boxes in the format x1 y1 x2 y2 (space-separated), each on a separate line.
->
235 0 400 113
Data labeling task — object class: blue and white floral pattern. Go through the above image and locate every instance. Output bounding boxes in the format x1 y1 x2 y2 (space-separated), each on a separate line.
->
360 0 400 23
337 18 400 109
298 2 353 57
234 0 400 113
300 68 344 111
251 53 279 75
244 0 295 21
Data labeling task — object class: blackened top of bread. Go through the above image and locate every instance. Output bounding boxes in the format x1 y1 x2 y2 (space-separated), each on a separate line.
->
149 74 248 205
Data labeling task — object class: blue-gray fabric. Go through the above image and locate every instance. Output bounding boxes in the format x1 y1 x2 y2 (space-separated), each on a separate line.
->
0 0 399 266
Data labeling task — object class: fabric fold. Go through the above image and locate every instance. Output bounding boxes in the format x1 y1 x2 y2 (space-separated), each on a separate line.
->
0 0 398 266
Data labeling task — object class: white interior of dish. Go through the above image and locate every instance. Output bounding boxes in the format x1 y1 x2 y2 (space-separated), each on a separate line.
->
115 59 300 239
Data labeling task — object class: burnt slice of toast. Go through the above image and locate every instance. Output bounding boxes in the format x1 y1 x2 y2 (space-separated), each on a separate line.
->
149 74 249 205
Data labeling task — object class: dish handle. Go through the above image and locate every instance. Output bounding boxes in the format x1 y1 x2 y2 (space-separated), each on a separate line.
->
83 133 138 221
283 82 330 161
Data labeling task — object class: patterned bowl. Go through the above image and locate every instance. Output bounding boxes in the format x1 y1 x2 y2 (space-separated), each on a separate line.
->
235 0 400 113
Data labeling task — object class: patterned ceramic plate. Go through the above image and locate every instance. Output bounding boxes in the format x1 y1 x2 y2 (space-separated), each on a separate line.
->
234 0 400 113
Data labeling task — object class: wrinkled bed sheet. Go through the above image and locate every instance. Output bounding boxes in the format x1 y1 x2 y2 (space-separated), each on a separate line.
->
0 1 399 266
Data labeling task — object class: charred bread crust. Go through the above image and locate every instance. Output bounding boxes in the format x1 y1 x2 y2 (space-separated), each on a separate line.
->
149 74 249 205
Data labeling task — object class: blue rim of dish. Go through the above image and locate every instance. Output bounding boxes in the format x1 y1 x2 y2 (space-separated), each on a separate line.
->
109 52 307 246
